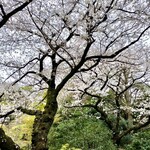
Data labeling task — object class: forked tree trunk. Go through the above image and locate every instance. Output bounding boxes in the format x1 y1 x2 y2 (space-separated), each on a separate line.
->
31 88 58 150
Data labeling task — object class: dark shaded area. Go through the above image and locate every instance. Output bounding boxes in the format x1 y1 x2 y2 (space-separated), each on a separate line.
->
0 128 20 150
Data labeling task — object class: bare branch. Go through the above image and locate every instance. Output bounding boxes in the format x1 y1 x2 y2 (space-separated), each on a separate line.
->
12 71 49 86
0 0 33 28
117 116 150 141
0 106 41 119
86 26 150 60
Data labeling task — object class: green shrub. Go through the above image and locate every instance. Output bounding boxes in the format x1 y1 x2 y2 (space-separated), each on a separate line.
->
60 143 81 150
48 115 117 150
125 129 150 150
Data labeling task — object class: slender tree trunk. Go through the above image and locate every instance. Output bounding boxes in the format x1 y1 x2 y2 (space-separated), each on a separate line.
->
0 128 20 150
31 88 58 150
123 67 133 127
112 134 121 146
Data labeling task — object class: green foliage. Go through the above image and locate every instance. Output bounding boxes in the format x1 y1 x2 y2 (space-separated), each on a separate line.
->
3 115 34 150
32 90 47 111
48 114 117 150
103 90 115 102
21 86 32 91
54 114 63 124
34 102 45 111
60 143 81 150
124 129 150 150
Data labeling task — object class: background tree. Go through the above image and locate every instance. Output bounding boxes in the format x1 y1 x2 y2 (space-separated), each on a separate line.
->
68 61 150 146
0 0 33 149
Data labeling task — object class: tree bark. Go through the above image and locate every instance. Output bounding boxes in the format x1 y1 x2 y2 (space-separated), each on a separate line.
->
0 128 20 150
31 88 58 150
112 134 122 146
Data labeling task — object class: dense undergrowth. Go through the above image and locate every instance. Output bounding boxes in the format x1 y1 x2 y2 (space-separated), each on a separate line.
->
2 108 150 150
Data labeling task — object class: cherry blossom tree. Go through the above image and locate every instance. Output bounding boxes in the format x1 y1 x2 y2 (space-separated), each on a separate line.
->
0 0 150 149
0 0 33 28
0 1 34 150
67 59 150 146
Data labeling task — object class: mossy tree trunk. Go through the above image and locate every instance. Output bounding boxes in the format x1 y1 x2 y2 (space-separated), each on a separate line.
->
31 88 58 150
0 128 20 150
30 40 93 150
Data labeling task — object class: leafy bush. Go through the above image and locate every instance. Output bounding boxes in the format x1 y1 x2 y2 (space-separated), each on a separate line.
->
48 115 117 150
60 143 81 150
124 129 150 150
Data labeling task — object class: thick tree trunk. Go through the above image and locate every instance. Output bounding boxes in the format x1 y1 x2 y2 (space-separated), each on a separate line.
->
0 128 20 150
31 88 58 150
